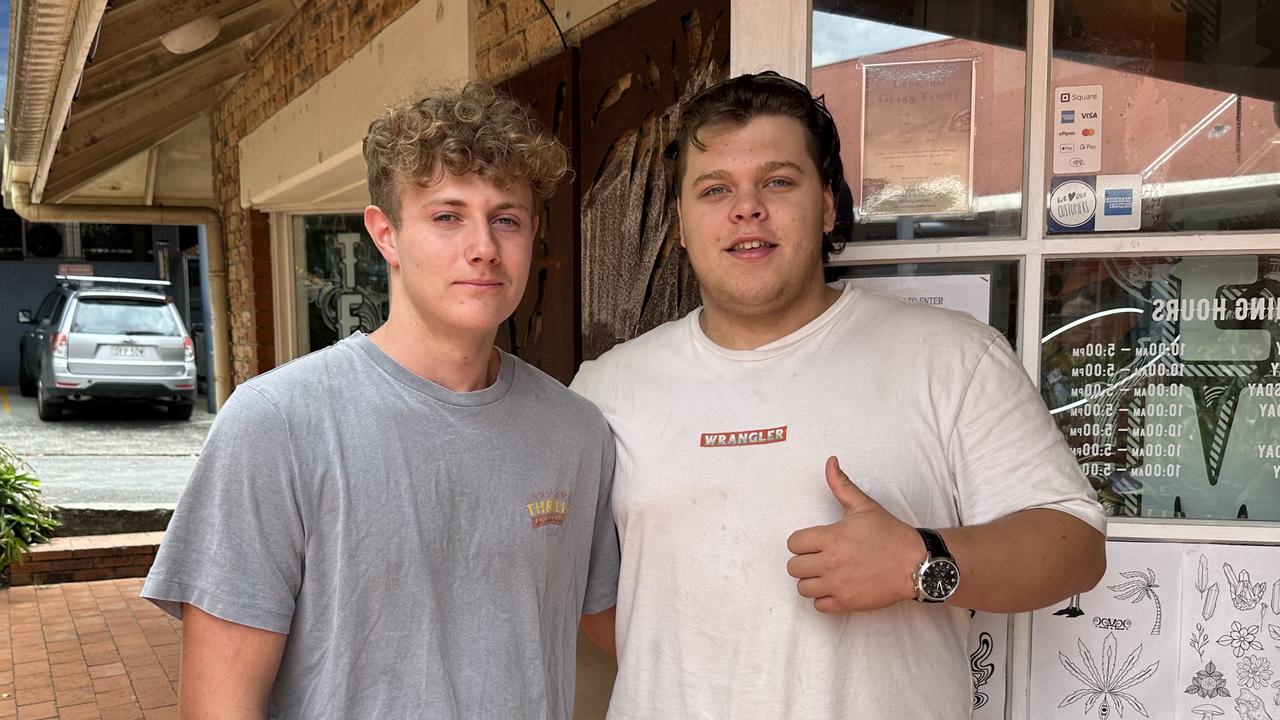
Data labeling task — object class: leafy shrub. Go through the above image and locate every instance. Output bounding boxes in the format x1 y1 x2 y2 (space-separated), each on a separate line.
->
0 444 60 569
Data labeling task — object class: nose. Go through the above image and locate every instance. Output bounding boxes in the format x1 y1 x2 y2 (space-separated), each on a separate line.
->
466 225 500 266
731 188 766 222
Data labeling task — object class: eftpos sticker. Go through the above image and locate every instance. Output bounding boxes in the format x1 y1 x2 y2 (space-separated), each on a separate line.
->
1093 174 1142 231
1053 85 1102 174
1048 176 1097 233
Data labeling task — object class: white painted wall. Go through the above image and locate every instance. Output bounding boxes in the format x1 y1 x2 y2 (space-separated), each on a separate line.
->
240 0 474 211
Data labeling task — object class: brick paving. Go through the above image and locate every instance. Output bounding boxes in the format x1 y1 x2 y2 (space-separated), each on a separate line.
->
0 578 179 720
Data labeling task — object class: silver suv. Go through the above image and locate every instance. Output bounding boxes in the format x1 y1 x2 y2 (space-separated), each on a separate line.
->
16 276 197 421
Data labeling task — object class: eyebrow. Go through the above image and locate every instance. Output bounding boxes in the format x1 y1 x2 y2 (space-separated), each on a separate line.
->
690 160 807 186
421 198 532 213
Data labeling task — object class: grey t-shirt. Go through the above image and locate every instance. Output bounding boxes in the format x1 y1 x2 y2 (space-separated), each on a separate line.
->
142 332 619 719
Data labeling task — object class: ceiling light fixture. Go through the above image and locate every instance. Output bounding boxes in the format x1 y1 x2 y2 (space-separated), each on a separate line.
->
160 15 221 55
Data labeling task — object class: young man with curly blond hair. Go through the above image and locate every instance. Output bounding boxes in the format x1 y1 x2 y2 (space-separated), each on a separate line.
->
143 83 620 720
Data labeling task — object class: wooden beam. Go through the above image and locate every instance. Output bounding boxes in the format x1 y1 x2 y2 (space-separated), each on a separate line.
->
74 38 251 126
84 0 293 81
143 147 160 206
93 0 263 67
44 78 238 201
60 47 244 158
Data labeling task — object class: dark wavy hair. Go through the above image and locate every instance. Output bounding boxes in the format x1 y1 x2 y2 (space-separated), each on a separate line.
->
665 71 847 258
363 82 569 227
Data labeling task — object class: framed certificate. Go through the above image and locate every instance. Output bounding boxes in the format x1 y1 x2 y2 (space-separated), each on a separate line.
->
858 59 977 220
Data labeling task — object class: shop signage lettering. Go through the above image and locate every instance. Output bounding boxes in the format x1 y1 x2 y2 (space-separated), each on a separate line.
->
1151 298 1280 322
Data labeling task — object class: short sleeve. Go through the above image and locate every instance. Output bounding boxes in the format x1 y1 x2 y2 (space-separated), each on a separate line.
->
582 421 620 615
948 335 1107 534
141 385 305 634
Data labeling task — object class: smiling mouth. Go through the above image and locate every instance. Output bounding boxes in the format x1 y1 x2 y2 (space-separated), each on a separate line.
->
727 239 776 253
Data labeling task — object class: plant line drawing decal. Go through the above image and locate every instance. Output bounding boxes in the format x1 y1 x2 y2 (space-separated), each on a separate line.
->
1190 622 1210 660
1108 568 1162 635
1058 632 1159 718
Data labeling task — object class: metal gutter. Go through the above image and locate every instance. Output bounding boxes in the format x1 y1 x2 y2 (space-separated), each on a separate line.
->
32 0 110 202
10 183 233 410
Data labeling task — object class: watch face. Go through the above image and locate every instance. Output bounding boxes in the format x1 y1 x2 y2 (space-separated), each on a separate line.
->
920 559 959 600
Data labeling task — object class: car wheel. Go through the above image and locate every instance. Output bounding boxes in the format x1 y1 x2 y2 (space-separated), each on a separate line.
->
17 353 36 397
168 403 194 421
36 378 62 421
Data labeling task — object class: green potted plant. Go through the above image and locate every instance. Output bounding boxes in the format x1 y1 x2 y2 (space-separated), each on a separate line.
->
0 444 60 575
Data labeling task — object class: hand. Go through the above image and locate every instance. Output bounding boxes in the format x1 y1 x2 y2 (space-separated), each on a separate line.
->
786 456 924 613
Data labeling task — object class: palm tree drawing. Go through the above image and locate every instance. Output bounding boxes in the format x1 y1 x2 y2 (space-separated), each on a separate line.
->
1059 632 1160 718
1109 568 1162 635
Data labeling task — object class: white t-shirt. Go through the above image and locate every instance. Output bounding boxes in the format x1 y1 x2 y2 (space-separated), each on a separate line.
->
570 282 1104 719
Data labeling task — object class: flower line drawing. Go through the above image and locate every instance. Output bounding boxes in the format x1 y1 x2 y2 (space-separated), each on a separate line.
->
1185 660 1231 698
1059 632 1159 718
1239 655 1276 691
1218 621 1265 658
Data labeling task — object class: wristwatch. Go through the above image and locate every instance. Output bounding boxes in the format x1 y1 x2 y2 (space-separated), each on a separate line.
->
912 528 960 603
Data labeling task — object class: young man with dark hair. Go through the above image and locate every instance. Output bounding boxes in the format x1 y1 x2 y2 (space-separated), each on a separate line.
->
144 82 619 720
570 71 1106 718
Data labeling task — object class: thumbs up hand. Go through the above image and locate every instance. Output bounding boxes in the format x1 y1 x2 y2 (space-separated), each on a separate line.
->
786 456 925 613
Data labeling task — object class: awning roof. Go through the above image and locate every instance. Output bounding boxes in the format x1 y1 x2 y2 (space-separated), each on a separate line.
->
4 0 296 207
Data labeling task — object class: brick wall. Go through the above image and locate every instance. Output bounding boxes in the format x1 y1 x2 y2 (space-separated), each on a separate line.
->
211 0 419 383
475 0 659 82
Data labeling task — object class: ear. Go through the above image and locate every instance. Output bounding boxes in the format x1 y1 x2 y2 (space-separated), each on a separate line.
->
530 212 541 241
365 205 399 268
822 185 836 234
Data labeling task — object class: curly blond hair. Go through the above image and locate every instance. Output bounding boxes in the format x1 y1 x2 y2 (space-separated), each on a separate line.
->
363 82 569 225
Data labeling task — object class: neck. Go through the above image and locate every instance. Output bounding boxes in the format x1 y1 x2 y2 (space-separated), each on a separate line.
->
699 280 841 350
368 311 501 392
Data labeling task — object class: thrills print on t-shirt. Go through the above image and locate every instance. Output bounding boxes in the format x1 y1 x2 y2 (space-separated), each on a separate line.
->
699 425 789 448
526 491 570 528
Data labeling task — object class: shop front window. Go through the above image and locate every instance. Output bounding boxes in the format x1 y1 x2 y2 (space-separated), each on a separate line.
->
811 0 1028 242
292 215 388 354
828 260 1019 346
1041 254 1280 520
1047 1 1280 234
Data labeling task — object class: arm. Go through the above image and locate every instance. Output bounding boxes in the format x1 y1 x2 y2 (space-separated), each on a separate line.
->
180 604 287 720
580 606 617 657
938 507 1104 612
787 456 1105 614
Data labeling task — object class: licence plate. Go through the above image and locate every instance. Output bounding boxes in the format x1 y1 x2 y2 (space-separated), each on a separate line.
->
110 345 144 359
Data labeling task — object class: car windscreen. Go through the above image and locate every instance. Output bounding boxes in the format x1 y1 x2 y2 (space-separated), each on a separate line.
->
70 298 181 336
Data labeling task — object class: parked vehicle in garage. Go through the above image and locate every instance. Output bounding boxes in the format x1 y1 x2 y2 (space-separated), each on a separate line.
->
16 276 197 421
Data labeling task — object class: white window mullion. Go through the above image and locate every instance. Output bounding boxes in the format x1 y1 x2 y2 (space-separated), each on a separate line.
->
1040 230 1280 256
827 239 1035 265
1008 0 1055 716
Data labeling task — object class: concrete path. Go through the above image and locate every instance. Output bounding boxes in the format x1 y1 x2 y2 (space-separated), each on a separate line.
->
0 388 212 509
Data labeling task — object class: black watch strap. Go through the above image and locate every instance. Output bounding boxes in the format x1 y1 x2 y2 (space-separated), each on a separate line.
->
915 527 951 561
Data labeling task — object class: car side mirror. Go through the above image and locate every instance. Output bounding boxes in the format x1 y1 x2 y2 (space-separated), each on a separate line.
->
16 309 33 324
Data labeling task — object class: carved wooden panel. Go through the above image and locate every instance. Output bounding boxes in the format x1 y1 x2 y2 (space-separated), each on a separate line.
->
578 0 730 360
498 50 580 385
